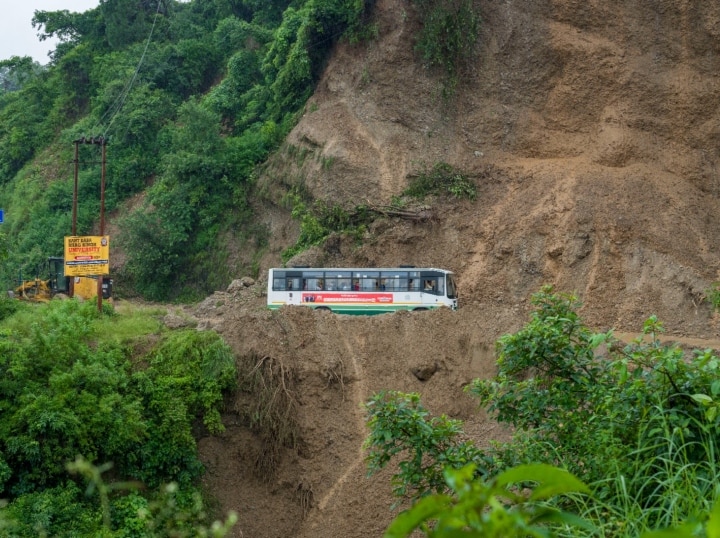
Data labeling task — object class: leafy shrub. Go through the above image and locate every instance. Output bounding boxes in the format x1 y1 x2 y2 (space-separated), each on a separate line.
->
0 301 149 496
281 192 373 263
404 161 476 200
470 288 720 491
125 330 237 488
364 391 487 502
67 456 239 538
2 481 101 537
145 330 237 435
0 297 24 322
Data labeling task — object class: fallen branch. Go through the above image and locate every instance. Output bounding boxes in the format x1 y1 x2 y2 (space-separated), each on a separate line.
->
364 203 434 222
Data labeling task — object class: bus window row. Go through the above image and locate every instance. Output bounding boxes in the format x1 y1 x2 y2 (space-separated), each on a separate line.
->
273 273 444 295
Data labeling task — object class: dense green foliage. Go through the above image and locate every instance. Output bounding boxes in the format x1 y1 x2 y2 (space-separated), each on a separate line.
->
0 300 237 536
0 0 374 301
366 288 720 536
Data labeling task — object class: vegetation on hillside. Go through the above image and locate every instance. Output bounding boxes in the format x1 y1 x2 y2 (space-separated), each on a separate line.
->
366 287 720 536
0 0 481 302
0 298 238 536
0 0 375 301
411 0 480 98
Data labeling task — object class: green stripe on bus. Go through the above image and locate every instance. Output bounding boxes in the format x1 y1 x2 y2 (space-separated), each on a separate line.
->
267 303 442 315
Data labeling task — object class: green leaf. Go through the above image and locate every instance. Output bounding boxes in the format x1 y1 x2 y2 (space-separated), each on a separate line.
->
383 495 452 538
691 394 713 405
495 464 591 500
641 523 701 538
530 508 597 532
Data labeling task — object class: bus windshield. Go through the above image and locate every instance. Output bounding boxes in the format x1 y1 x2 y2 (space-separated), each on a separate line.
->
446 274 457 299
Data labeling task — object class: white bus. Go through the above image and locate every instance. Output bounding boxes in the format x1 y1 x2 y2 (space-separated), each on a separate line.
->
267 267 458 315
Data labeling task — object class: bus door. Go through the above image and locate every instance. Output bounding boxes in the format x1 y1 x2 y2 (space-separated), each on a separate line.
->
285 271 303 305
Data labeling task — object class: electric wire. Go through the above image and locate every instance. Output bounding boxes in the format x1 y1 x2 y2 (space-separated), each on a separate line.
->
91 0 165 139
89 2 361 140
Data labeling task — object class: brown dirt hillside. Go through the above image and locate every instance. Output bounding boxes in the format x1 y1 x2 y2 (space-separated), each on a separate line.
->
192 0 720 536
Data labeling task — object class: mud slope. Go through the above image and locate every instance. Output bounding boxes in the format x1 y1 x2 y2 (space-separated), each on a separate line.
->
201 0 720 536
192 287 516 538
259 0 720 336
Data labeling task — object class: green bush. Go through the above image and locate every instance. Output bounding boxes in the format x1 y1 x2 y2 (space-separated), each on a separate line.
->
0 301 238 536
0 297 24 322
125 330 237 488
364 391 486 501
3 481 101 537
281 192 373 263
368 287 720 536
404 161 476 200
469 288 720 491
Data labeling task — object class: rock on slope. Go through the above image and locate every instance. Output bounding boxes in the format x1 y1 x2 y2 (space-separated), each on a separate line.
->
200 1 720 536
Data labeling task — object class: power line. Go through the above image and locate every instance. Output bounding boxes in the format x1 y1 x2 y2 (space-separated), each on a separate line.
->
93 0 165 138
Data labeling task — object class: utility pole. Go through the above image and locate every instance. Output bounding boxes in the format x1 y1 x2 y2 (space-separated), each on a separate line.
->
71 139 80 298
71 136 108 312
98 137 107 314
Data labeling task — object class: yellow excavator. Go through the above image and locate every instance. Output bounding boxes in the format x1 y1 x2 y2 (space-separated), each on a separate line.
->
13 277 53 302
9 257 112 302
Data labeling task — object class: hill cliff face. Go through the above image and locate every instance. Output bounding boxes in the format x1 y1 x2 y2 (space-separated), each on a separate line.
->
260 0 720 335
198 1 720 536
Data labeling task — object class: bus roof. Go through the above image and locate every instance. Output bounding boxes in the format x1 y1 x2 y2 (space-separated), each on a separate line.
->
270 267 454 273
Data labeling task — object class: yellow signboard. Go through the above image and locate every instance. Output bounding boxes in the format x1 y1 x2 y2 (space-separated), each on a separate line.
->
64 236 110 276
